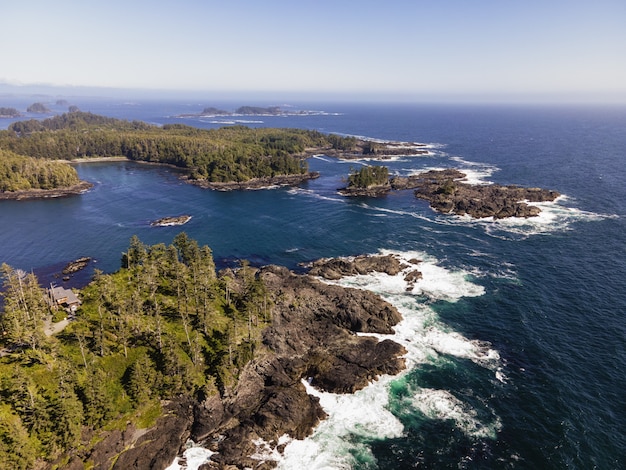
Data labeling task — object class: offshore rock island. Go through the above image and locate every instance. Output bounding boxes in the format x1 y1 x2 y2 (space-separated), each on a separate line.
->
340 166 560 219
405 169 561 219
150 215 192 227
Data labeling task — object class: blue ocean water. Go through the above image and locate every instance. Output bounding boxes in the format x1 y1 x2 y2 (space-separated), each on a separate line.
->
1 99 625 469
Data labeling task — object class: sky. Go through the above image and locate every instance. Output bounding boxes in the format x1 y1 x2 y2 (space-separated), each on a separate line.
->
1 0 626 102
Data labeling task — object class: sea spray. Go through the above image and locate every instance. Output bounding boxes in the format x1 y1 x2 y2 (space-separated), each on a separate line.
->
277 250 502 469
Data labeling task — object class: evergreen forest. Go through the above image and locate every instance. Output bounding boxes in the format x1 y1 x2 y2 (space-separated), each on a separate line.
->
0 234 270 469
0 148 81 192
0 112 359 185
347 164 390 188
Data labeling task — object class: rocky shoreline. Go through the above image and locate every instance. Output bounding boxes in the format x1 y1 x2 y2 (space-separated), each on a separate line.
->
188 172 320 191
66 255 409 470
403 169 561 219
307 140 429 161
0 180 93 200
338 168 560 219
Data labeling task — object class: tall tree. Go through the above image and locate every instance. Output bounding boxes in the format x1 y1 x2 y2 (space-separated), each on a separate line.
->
0 264 49 351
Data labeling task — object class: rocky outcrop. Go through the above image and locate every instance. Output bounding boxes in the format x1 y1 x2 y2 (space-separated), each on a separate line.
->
318 140 429 160
306 253 404 279
62 257 91 274
189 172 320 191
337 183 391 197
0 180 93 200
151 215 192 226
61 400 194 470
112 400 195 470
391 169 560 219
195 264 406 468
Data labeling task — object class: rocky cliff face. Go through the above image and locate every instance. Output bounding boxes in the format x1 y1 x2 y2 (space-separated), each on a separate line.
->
79 256 408 470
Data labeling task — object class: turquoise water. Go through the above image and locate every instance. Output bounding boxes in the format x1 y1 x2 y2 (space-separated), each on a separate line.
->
1 100 625 469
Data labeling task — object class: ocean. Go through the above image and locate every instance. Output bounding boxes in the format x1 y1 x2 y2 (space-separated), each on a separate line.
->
0 98 625 469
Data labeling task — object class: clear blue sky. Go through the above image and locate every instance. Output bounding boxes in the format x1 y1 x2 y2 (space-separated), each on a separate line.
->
2 0 625 102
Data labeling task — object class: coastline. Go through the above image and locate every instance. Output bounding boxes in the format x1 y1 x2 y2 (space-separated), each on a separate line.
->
188 172 320 191
0 180 93 200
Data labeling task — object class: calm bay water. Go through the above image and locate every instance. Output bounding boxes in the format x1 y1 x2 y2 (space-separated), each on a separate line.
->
1 99 625 469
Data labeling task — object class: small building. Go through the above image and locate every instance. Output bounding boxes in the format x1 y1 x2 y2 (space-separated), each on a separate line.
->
47 285 81 312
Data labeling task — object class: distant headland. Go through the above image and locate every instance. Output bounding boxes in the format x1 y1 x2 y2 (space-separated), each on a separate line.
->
176 105 334 118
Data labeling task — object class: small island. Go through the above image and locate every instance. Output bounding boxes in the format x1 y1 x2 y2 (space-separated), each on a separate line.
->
27 102 51 113
0 107 21 118
176 105 330 118
150 214 192 226
338 166 561 219
404 169 561 219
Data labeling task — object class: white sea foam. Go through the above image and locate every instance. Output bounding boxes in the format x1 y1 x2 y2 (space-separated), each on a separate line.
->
326 250 485 301
165 443 214 470
164 251 504 469
438 195 617 240
411 388 502 439
277 250 502 469
250 435 293 465
277 378 405 469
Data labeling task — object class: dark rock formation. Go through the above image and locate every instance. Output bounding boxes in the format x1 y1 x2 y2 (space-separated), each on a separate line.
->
202 264 405 468
306 253 405 280
337 183 391 197
321 140 429 160
391 169 560 219
112 400 195 470
190 172 319 191
151 214 192 226
62 400 194 470
62 257 91 275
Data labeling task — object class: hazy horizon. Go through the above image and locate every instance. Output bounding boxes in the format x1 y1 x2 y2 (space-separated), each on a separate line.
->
2 1 625 105
2 82 625 107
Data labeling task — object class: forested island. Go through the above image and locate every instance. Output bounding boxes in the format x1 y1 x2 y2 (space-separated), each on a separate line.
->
26 102 51 114
0 234 407 469
0 107 21 118
177 105 329 118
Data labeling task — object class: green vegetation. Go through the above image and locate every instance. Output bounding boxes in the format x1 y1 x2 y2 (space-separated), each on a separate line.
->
0 148 81 192
0 107 21 117
347 165 390 188
0 111 357 183
234 106 281 115
26 103 50 114
0 234 271 467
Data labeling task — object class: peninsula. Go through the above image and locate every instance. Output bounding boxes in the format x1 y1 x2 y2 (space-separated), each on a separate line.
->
0 234 408 469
